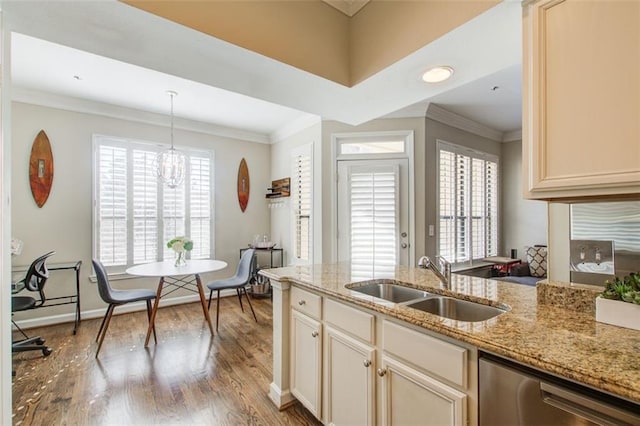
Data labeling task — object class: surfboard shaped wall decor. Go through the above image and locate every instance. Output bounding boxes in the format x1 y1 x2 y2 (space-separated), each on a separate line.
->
29 130 54 208
237 158 250 212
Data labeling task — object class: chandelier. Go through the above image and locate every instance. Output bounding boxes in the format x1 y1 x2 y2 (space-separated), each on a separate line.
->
156 90 186 188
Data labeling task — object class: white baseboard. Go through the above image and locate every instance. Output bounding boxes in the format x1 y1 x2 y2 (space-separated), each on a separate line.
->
13 288 239 330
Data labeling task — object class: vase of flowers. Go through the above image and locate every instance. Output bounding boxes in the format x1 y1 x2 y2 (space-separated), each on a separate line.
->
167 236 193 267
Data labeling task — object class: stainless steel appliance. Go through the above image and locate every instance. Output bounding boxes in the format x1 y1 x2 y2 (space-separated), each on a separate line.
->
479 354 640 425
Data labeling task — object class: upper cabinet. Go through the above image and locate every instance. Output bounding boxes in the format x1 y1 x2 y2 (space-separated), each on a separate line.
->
522 0 640 200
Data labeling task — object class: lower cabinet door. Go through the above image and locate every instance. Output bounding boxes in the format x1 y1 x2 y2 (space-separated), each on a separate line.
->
290 309 322 418
379 355 467 426
324 326 375 426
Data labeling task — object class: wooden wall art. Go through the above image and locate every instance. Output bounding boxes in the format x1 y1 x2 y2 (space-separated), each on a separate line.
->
29 130 54 208
237 158 250 212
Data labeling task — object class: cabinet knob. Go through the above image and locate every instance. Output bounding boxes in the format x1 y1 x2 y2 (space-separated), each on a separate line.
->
377 368 387 377
363 360 371 367
298 300 306 306
311 331 319 338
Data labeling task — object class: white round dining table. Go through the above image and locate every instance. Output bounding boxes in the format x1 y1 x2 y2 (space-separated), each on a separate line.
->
126 259 228 346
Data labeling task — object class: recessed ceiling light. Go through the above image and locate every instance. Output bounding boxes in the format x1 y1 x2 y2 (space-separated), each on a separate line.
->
422 66 454 83
73 75 82 81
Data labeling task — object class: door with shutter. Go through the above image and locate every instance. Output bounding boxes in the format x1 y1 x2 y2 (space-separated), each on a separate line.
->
337 159 409 275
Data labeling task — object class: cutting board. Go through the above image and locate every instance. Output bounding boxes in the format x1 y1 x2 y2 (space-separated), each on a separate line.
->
237 158 250 212
29 130 54 208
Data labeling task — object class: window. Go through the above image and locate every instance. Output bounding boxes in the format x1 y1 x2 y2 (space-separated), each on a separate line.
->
93 135 214 271
438 141 498 263
291 145 312 264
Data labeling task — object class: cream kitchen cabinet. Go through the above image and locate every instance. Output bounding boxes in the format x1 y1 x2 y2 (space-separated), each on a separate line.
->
270 280 477 425
290 287 322 418
522 0 640 200
323 297 376 425
379 320 470 426
378 356 467 426
324 326 376 425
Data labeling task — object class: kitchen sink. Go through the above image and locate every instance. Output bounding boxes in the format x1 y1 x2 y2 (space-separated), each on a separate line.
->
347 282 433 303
407 297 506 322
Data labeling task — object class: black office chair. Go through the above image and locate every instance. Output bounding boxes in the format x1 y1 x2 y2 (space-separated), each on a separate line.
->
206 248 258 331
92 259 157 357
12 251 56 356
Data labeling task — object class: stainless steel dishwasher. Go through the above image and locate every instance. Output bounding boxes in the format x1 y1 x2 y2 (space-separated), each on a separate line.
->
479 354 640 425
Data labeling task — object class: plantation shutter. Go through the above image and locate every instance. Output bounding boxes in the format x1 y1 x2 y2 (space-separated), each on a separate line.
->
132 149 159 264
349 166 398 276
189 154 212 260
97 144 128 266
485 160 499 257
94 135 213 270
292 152 312 262
438 142 498 263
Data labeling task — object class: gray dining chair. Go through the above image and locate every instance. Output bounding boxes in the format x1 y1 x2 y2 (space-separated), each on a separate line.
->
92 259 157 357
206 248 257 331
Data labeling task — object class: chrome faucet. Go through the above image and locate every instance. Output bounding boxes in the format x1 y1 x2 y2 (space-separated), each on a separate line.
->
418 255 451 288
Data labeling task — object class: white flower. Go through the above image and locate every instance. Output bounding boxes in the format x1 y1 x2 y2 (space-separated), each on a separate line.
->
167 236 193 252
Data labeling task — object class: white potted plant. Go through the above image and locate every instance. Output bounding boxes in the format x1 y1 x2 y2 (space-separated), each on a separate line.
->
596 272 640 331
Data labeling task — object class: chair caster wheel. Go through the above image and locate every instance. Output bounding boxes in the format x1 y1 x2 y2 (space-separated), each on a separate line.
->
36 338 45 345
42 347 53 356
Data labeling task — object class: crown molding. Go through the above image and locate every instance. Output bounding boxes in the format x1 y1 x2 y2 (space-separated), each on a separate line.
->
502 129 522 142
426 103 504 142
12 87 271 144
270 114 321 144
381 103 429 120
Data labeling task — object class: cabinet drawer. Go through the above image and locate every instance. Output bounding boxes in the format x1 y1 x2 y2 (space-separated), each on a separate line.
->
382 320 467 388
291 286 322 319
324 298 374 344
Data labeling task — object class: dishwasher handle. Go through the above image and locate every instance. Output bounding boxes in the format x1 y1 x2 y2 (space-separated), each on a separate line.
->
540 382 635 425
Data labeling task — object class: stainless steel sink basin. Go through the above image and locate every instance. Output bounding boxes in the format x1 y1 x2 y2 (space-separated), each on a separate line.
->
407 297 506 322
348 282 433 303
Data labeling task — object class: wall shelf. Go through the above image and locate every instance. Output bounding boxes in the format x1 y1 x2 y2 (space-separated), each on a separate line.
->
266 177 290 199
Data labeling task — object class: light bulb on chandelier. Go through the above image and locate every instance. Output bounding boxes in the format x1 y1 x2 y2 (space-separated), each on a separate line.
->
156 90 186 188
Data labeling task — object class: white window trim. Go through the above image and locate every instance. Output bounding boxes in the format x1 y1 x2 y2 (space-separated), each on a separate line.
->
331 130 415 265
436 139 499 265
92 134 215 274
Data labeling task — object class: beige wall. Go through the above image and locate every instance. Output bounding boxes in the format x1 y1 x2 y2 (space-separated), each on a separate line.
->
423 118 502 260
122 0 497 87
11 102 271 323
269 122 323 265
500 140 548 259
122 0 351 86
349 0 498 84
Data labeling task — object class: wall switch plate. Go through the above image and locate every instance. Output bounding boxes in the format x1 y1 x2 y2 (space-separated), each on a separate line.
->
570 239 615 275
428 225 435 237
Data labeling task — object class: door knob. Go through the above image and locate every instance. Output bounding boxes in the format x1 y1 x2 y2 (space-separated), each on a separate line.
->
401 232 407 238
298 300 306 306
363 360 371 367
377 368 387 377
311 331 319 338
401 243 408 249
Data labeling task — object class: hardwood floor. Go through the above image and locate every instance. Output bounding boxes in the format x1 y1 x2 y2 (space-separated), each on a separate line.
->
12 296 321 425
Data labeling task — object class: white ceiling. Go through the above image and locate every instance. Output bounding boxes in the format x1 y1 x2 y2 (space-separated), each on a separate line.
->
4 0 522 142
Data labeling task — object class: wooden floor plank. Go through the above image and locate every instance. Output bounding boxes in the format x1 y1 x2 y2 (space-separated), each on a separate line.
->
12 296 321 426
